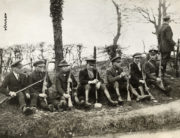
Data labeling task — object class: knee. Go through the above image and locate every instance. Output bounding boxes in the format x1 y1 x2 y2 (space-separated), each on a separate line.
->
99 83 106 90
85 84 91 91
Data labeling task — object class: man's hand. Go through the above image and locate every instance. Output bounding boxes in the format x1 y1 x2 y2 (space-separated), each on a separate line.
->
139 80 145 84
26 93 30 99
88 79 99 84
9 91 16 97
39 93 47 98
119 72 127 78
156 77 161 82
63 93 70 99
96 82 101 89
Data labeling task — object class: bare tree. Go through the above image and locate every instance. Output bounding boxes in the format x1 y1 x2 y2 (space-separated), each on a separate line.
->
50 0 64 71
136 0 169 45
112 0 122 46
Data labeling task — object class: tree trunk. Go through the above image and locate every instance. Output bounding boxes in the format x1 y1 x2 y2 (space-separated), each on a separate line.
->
50 0 64 71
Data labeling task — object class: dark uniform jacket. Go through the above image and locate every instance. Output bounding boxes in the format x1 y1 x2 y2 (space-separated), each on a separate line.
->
0 72 28 96
158 23 176 53
144 60 159 81
106 66 126 85
79 68 103 85
29 71 52 94
56 71 77 96
130 62 142 88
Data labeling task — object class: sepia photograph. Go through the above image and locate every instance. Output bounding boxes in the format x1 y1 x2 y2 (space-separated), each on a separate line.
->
0 0 180 138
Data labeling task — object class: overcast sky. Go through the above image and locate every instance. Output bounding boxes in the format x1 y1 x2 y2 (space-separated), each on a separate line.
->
0 0 180 58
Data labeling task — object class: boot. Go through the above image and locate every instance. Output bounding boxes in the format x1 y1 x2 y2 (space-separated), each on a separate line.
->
22 106 33 115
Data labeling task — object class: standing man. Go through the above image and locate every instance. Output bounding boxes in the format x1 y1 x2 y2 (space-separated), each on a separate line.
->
56 60 79 110
144 49 171 97
106 56 145 103
29 60 54 112
0 60 34 115
78 58 117 106
158 15 176 76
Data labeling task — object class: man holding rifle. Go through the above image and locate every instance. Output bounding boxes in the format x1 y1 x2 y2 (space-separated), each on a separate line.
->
29 60 54 112
0 60 35 115
56 60 79 111
78 58 117 107
144 49 171 97
130 53 154 101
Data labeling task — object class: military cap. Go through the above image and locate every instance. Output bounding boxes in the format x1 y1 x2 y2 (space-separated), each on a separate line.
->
133 52 142 58
33 60 45 67
58 60 70 67
86 58 96 65
149 49 158 55
111 56 121 62
11 60 23 68
163 15 170 21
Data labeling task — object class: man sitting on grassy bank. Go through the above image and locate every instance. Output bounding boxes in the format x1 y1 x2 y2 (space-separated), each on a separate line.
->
0 60 35 115
78 58 118 107
56 60 80 111
129 53 153 101
29 60 55 112
144 49 172 98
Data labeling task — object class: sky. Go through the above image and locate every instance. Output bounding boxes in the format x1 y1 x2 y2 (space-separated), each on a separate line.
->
0 0 180 59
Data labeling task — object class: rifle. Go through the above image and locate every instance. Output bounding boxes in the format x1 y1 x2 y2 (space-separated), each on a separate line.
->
141 68 155 100
42 60 49 105
0 79 43 104
123 65 131 102
175 39 180 77
158 53 165 89
94 46 102 108
66 70 73 108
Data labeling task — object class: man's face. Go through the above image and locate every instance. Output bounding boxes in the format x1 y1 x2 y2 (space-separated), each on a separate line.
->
87 63 95 70
113 58 122 68
61 66 70 72
149 54 157 61
134 56 141 64
13 65 22 74
36 64 46 72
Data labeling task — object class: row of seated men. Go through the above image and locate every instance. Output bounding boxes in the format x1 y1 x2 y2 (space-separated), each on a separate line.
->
0 48 171 115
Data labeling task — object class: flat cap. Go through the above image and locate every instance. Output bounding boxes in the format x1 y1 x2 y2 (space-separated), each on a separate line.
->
86 58 96 64
11 60 23 68
33 60 45 67
58 60 70 67
111 56 121 62
133 52 142 58
149 49 158 55
163 15 170 21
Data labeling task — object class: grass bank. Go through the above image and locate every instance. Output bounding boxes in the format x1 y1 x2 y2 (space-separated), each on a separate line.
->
0 77 180 138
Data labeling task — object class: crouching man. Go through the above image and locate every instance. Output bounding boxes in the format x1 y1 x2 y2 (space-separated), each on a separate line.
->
78 58 117 107
29 60 54 112
0 60 35 115
56 60 79 111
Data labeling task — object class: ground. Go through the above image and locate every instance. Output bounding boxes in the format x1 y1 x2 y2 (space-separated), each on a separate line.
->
0 65 180 138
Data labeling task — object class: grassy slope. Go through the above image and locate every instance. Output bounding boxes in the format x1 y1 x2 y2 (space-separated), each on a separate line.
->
0 76 180 138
